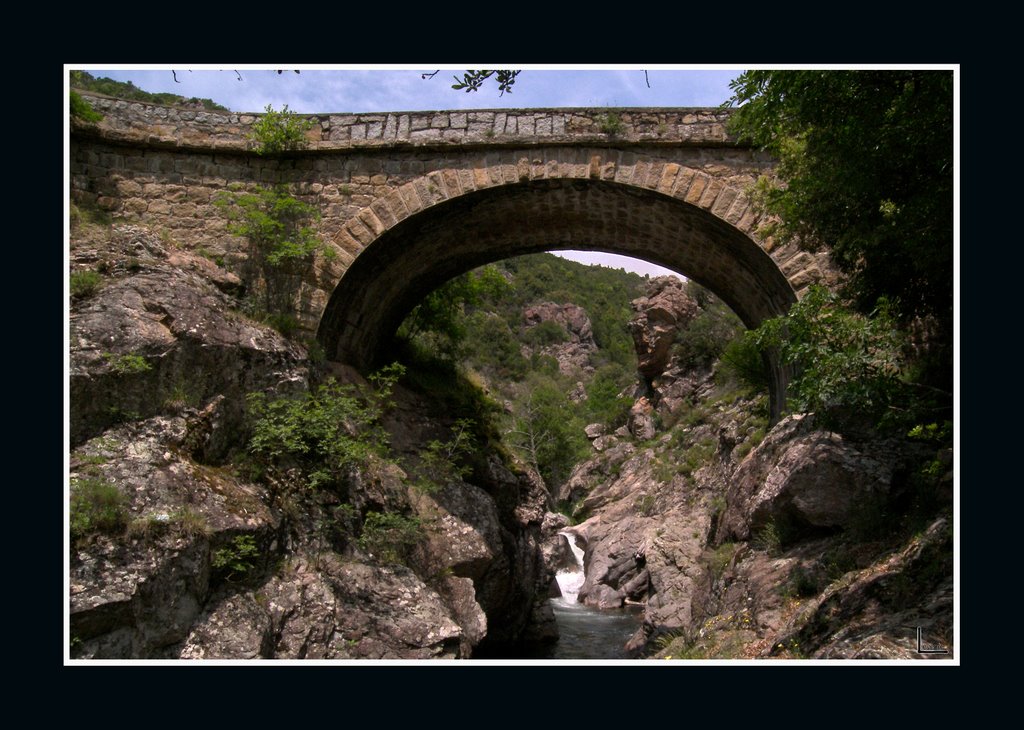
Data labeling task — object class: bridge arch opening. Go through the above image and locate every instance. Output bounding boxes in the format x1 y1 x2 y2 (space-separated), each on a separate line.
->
317 178 796 419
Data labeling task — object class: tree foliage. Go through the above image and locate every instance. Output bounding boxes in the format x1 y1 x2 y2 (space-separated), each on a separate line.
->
409 418 476 494
215 185 326 316
726 70 953 338
748 285 906 430
358 511 424 565
399 266 511 360
246 365 403 492
506 373 589 488
584 363 634 429
394 252 650 488
672 282 746 371
211 535 260 580
70 90 103 123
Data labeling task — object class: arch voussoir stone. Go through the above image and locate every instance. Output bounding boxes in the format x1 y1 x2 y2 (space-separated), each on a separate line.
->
426 170 452 201
711 186 739 219
399 182 426 216
724 194 751 226
656 163 682 194
382 189 410 224
670 167 697 199
369 198 398 229
345 217 376 247
358 208 386 237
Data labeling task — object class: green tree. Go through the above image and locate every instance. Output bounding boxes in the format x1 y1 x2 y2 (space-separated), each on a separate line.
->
70 70 229 111
672 282 746 370
748 285 906 430
245 364 404 493
409 418 475 494
211 535 260 580
523 319 569 347
70 90 103 123
358 511 424 565
726 71 953 359
506 373 589 488
462 311 528 380
584 363 634 428
398 265 510 360
215 185 326 317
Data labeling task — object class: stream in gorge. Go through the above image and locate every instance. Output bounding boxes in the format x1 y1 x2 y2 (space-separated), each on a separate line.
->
534 533 644 659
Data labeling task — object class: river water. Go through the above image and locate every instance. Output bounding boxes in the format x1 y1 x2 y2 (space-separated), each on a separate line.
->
543 597 644 659
536 532 644 659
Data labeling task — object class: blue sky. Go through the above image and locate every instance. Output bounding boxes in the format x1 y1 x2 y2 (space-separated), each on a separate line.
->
76 65 742 114
72 64 746 278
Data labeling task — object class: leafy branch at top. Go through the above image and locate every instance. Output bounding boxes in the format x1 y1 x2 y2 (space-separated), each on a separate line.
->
450 70 520 96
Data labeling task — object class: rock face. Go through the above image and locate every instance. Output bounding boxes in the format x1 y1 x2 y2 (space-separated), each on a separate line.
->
628 277 698 380
68 223 556 660
70 225 308 451
180 557 465 660
546 284 953 660
627 397 657 441
563 431 723 647
555 392 953 659
523 302 595 345
69 416 279 658
718 414 902 543
522 301 597 375
775 516 954 659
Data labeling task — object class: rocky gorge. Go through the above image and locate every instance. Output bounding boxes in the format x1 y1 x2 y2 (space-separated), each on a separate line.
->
67 220 954 661
69 222 558 659
543 277 954 659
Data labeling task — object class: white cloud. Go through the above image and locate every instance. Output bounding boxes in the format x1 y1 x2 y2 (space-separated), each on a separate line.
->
552 251 685 280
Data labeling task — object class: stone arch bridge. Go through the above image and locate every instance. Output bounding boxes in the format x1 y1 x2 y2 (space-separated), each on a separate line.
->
70 92 835 417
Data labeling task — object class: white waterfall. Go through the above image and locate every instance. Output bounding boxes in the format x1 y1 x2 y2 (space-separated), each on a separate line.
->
554 532 586 604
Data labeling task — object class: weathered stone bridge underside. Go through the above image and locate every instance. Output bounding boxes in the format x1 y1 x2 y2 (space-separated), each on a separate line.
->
70 92 836 417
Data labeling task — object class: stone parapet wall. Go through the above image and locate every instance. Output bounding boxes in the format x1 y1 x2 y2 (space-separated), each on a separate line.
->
72 91 739 152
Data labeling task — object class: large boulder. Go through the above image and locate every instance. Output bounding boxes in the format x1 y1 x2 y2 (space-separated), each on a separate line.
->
718 414 901 542
627 397 657 440
628 277 698 380
523 302 595 346
180 555 466 660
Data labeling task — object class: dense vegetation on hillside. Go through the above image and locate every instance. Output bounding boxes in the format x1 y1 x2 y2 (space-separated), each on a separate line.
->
396 253 649 489
394 253 759 495
70 70 229 111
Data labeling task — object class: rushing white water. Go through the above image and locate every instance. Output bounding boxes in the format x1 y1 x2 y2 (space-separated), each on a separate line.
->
554 532 586 604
